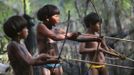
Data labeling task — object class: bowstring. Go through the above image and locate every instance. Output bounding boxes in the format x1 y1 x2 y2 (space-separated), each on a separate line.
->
87 0 101 70
51 10 71 75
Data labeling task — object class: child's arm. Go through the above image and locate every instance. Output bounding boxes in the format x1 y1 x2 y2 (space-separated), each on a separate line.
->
99 39 120 56
79 43 101 54
76 34 102 42
37 24 65 41
37 24 78 41
107 48 126 60
79 42 121 57
32 54 59 65
11 43 59 66
99 46 126 60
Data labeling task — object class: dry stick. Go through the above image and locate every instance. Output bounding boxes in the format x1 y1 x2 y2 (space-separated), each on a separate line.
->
104 36 134 43
110 49 134 62
99 39 134 68
61 57 134 70
104 36 134 59
103 36 134 62
106 56 134 62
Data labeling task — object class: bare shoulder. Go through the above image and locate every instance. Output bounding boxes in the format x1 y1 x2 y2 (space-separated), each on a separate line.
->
7 41 17 47
37 23 49 35
7 41 19 52
37 23 46 29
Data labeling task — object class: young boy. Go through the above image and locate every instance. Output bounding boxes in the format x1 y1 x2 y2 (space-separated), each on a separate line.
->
3 15 59 75
79 12 123 75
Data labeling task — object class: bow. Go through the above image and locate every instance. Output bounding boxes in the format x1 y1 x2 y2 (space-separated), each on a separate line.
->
89 0 101 69
57 10 71 59
89 0 127 63
51 10 71 74
89 0 125 62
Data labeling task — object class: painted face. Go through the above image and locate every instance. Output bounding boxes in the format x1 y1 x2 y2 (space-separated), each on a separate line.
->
19 27 28 39
49 14 60 25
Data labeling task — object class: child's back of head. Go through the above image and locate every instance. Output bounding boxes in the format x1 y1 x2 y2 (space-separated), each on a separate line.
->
3 15 27 40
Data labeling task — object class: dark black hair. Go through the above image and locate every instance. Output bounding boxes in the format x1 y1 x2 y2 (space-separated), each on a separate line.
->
3 15 27 39
37 4 60 21
23 14 35 28
84 12 102 28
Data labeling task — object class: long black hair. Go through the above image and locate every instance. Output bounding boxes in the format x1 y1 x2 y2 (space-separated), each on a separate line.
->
37 4 60 29
3 15 27 39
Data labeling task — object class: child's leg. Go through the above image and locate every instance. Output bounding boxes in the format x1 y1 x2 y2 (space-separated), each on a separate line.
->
54 67 63 75
41 67 51 75
99 67 109 75
50 67 63 75
90 69 99 75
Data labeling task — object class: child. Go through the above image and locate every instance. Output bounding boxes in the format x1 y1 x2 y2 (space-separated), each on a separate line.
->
36 4 80 75
3 15 59 75
79 12 123 75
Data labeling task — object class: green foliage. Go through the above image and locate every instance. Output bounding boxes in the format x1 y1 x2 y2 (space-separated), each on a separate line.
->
30 0 60 17
0 1 12 64
0 2 14 24
122 0 131 11
0 1 134 75
21 0 31 14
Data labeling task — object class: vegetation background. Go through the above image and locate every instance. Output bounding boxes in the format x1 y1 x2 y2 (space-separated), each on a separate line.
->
0 0 134 75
